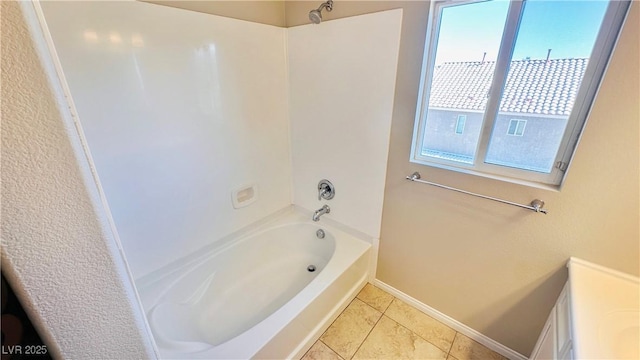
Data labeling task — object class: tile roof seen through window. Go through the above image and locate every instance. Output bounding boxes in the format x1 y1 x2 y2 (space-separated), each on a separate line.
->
428 58 588 116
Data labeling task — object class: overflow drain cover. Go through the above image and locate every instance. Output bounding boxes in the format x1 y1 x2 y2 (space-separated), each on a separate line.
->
307 265 316 272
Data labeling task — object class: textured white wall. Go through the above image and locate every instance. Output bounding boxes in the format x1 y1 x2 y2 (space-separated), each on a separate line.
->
1 2 156 358
40 1 292 279
288 10 402 238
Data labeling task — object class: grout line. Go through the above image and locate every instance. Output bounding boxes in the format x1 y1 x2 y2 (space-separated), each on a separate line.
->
319 340 345 360
448 332 461 359
313 297 359 358
381 295 395 313
347 284 394 358
364 282 395 313
320 297 381 360
349 311 385 360
386 314 453 358
322 297 358 336
347 296 387 359
383 297 457 356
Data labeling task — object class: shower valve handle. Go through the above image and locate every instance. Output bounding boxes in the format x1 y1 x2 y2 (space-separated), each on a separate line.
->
317 179 335 201
318 187 328 201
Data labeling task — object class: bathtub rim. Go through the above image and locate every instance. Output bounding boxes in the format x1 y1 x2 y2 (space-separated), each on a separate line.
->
136 205 374 291
139 217 339 315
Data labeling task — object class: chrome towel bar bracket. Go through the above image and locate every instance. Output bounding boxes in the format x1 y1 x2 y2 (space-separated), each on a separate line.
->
406 172 548 214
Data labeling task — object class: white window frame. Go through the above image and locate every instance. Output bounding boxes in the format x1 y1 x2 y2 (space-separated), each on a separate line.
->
455 114 466 134
410 0 631 189
507 119 526 136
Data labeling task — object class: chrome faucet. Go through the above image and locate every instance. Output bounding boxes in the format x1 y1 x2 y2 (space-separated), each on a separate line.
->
312 205 330 221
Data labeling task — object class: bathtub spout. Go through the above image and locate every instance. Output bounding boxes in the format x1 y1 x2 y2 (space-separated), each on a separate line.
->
312 205 330 221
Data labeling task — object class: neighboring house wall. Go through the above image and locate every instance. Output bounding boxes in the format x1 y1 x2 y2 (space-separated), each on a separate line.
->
486 114 568 172
423 109 566 172
423 109 483 160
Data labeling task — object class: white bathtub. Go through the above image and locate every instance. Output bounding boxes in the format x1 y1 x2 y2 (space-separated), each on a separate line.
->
136 206 371 359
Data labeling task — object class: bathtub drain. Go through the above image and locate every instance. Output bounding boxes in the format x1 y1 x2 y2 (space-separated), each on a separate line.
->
307 265 316 272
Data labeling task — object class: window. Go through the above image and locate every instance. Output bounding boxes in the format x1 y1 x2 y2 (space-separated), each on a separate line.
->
507 119 526 136
411 0 630 188
455 115 466 134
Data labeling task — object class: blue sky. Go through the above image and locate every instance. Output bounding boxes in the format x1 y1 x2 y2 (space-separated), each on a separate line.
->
434 0 609 64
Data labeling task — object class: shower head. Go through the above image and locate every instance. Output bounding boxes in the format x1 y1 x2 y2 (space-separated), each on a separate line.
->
309 0 333 24
309 9 323 24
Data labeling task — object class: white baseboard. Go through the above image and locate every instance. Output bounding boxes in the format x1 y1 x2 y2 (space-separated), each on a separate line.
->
373 279 528 360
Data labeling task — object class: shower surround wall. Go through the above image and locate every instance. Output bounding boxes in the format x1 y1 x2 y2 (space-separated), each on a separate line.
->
39 0 402 284
40 1 292 278
288 10 402 240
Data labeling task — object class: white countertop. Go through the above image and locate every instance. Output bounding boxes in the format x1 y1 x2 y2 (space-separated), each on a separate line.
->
567 258 639 360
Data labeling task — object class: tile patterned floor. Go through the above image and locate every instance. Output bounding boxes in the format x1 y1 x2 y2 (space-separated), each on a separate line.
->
301 283 510 360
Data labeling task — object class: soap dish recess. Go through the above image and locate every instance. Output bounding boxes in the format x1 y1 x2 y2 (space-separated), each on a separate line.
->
231 183 258 209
